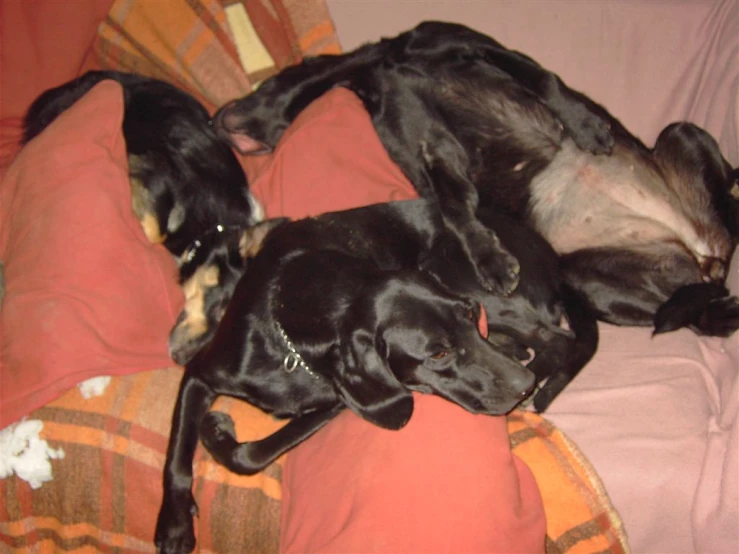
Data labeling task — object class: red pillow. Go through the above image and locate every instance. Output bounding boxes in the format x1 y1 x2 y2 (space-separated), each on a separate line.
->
247 88 546 553
0 81 183 428
248 87 417 216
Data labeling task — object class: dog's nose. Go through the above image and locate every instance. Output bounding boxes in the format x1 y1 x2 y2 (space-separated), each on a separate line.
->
512 369 537 399
519 377 537 399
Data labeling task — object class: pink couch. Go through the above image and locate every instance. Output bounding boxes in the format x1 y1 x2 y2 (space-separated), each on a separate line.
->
324 1 738 552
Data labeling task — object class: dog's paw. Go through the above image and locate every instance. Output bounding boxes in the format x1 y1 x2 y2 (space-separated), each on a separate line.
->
155 492 198 554
468 230 520 295
654 284 738 337
697 296 739 337
564 104 614 155
200 411 238 454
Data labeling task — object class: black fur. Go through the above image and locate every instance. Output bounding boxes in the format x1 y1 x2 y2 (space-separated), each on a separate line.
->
155 197 598 553
215 21 739 339
23 70 260 259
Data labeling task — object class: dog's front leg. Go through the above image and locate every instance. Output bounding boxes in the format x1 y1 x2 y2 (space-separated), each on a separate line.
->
199 406 343 474
155 372 216 554
419 135 520 295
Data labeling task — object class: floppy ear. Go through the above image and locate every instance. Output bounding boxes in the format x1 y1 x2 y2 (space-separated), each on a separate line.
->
335 329 414 430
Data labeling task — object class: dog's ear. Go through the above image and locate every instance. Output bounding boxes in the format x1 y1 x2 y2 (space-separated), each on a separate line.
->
169 265 223 365
238 218 289 259
335 329 414 430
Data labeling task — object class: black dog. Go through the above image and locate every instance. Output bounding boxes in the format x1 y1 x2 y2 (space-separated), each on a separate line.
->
215 21 739 338
23 71 262 363
23 70 260 260
155 199 546 553
167 198 597 412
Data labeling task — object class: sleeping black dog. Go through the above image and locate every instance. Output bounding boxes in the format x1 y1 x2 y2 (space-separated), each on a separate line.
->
22 70 260 260
214 21 739 339
23 71 262 358
154 197 598 553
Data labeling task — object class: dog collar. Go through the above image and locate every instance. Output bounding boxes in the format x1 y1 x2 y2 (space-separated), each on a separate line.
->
181 224 241 264
275 321 321 380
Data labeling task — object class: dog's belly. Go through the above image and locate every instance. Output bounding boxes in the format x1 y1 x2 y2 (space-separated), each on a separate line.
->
528 141 716 261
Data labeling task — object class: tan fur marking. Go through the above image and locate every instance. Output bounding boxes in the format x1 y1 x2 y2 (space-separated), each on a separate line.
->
130 171 166 244
141 213 166 244
176 265 221 342
239 219 285 259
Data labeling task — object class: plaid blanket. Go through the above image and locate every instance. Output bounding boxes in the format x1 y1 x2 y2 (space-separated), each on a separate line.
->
93 0 339 112
0 367 628 553
508 412 629 554
0 1 629 552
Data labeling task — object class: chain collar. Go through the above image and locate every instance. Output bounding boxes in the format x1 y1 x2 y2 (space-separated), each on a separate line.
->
181 224 241 264
274 321 320 380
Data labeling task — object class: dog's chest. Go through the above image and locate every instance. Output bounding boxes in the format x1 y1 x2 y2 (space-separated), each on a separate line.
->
527 141 714 259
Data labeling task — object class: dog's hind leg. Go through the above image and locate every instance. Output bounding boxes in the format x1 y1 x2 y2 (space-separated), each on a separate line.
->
561 245 739 337
199 407 342 474
654 282 739 337
155 373 216 554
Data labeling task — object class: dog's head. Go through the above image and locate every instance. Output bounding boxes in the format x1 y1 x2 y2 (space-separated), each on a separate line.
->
169 218 289 365
334 271 536 430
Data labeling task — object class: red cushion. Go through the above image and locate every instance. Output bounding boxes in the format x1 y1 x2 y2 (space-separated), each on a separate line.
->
248 87 416 217
0 81 183 428
247 87 546 553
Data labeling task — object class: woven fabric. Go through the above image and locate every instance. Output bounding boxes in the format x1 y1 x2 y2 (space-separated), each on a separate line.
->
1 368 284 552
93 0 340 112
508 411 629 554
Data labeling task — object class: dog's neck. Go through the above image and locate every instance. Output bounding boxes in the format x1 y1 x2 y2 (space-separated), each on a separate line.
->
275 321 321 380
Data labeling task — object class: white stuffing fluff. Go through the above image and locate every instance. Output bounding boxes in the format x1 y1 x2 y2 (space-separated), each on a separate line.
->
0 419 65 489
77 375 112 398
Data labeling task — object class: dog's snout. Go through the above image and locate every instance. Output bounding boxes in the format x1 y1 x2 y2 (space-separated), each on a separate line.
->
519 376 537 399
507 367 537 399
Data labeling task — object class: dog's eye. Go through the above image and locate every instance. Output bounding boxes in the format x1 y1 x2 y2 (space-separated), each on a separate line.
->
431 350 449 360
